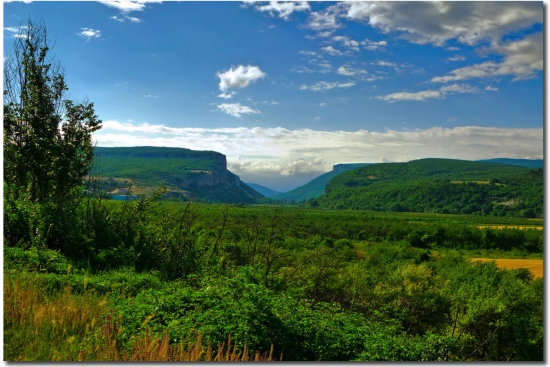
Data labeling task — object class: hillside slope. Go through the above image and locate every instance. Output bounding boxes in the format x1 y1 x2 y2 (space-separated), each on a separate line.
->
245 183 282 197
271 163 371 202
93 147 265 203
477 158 543 169
321 158 542 217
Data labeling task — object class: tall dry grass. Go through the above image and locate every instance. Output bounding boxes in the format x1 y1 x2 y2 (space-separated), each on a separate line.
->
4 271 280 361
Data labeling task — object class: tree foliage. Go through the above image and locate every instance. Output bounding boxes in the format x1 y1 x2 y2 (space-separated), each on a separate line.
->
3 19 102 205
3 19 102 248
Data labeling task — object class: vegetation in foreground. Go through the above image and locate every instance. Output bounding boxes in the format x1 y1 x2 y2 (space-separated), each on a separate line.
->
3 19 543 361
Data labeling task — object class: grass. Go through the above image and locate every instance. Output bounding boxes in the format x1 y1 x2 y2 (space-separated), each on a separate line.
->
3 271 279 361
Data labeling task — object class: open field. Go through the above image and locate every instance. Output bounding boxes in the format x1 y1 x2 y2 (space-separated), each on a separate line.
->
471 258 543 278
477 225 543 230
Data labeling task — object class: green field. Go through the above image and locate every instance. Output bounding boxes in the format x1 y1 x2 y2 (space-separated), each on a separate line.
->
5 201 543 361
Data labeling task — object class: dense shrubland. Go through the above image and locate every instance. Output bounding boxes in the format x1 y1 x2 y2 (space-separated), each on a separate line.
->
4 201 544 361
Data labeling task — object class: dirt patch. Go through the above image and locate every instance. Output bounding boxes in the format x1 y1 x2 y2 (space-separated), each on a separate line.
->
471 258 543 278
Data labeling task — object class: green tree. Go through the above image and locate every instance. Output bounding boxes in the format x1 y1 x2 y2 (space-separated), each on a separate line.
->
4 19 102 248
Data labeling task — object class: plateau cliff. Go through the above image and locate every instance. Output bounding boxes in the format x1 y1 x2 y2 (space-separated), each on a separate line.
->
92 147 265 203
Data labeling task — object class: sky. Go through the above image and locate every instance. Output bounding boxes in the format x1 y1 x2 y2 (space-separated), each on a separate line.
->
3 1 544 192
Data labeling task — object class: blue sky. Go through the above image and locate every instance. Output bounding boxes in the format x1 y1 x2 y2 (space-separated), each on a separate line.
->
3 1 544 191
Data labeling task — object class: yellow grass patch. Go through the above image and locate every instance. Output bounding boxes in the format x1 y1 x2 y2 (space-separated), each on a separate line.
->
477 225 543 230
471 258 543 278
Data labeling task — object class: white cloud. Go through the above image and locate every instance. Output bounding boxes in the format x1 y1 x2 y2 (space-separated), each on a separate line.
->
144 94 158 98
218 91 238 99
447 47 460 51
306 4 343 31
319 103 326 106
448 55 466 61
98 0 162 13
300 81 355 91
361 38 387 51
440 83 479 94
250 1 310 20
486 85 499 92
379 83 479 102
216 65 267 91
78 28 101 40
94 122 543 188
332 35 360 51
110 15 142 22
372 60 396 67
321 46 344 56
216 103 261 118
431 32 542 82
377 90 443 102
336 66 367 76
345 1 541 47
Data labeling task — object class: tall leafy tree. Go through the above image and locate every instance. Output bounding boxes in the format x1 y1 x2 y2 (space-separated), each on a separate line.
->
4 19 102 249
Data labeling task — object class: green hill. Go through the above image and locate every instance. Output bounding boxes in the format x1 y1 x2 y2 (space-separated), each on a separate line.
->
321 158 542 217
477 158 543 169
92 147 265 204
245 183 282 197
271 163 371 202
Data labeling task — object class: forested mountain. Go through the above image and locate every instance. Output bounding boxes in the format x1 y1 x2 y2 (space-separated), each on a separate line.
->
321 159 543 217
93 147 265 203
272 163 371 202
477 158 543 169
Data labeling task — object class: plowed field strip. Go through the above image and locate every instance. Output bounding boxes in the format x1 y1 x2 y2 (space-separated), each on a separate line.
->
471 258 543 278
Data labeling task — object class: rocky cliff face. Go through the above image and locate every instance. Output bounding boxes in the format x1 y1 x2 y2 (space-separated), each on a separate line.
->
93 146 261 203
176 168 241 188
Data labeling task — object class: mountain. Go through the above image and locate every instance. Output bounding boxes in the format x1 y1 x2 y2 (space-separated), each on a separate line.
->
320 158 542 217
245 183 282 197
92 146 265 203
271 163 372 202
477 158 544 169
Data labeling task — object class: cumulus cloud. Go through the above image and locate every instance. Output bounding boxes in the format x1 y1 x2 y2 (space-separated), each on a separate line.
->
321 46 344 56
372 60 396 67
306 3 343 31
432 32 542 82
361 38 387 51
98 0 162 13
344 1 541 47
332 35 360 51
216 103 261 118
300 81 355 91
78 28 101 40
247 1 310 20
336 65 367 76
218 91 238 99
486 85 499 91
216 65 267 91
94 122 543 189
